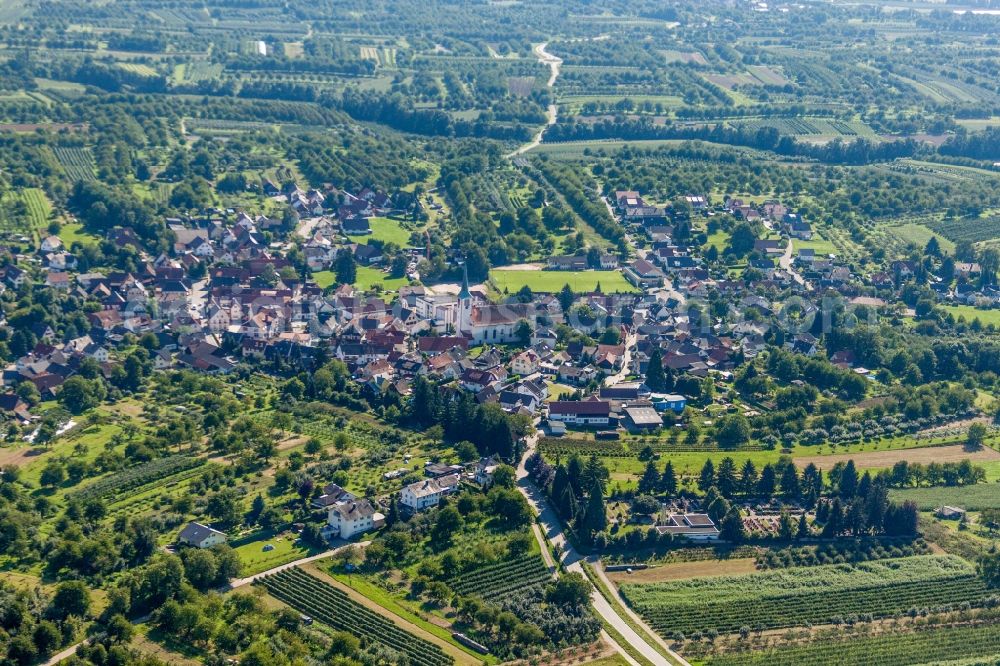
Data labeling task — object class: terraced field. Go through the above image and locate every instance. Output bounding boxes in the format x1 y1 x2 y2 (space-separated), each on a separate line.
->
622 555 991 636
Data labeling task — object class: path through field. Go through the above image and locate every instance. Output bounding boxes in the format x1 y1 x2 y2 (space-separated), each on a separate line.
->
507 43 561 157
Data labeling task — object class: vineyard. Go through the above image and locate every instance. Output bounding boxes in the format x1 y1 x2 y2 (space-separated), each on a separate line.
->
537 436 768 459
54 146 96 181
257 567 454 666
929 215 1000 245
702 622 1000 666
70 455 205 502
622 556 991 636
446 555 552 601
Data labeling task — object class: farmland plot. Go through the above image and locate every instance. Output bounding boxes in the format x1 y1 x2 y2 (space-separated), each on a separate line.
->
258 567 454 666
621 555 991 636
446 554 552 601
54 146 97 181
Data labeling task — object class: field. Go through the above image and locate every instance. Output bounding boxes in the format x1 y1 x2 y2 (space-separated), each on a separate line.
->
69 455 205 502
889 482 1000 510
734 117 876 139
446 554 552 601
58 221 99 247
621 555 990 636
257 567 454 666
703 623 1000 666
607 558 759 584
930 215 1000 245
348 217 415 246
940 305 1000 327
53 146 97 181
793 443 1000 472
489 269 637 294
0 188 54 241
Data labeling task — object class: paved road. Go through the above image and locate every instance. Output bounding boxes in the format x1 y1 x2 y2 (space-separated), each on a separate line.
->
604 331 637 386
517 434 686 666
778 241 807 287
507 43 561 157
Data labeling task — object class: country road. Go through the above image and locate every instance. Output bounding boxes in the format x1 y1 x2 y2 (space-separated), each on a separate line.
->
507 42 561 157
516 432 690 666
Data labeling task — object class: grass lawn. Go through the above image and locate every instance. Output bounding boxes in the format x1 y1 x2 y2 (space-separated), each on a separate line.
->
355 265 409 292
705 229 730 252
348 217 415 247
886 222 955 254
312 270 335 288
490 269 637 294
58 222 99 247
792 233 838 256
941 304 1000 326
233 531 315 576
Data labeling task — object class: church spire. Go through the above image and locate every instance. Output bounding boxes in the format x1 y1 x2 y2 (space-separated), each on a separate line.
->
459 264 471 300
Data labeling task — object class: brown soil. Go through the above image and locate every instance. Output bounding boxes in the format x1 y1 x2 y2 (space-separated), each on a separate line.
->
607 557 758 584
794 443 1000 471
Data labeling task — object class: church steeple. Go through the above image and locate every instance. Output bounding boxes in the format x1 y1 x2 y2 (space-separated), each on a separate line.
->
458 264 472 335
459 264 471 300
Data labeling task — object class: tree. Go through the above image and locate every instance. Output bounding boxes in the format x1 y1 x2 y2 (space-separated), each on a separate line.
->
778 511 796 541
716 414 751 447
739 459 758 496
59 376 106 413
206 489 241 526
514 319 532 347
797 513 810 539
967 422 988 450
757 464 776 498
546 572 590 606
698 459 716 493
716 457 738 498
582 481 607 540
51 581 91 620
780 464 801 499
660 460 678 496
839 460 859 498
978 551 1000 589
431 505 462 546
40 461 66 487
639 460 660 495
335 250 357 286
181 548 218 591
720 508 746 543
558 283 575 312
645 347 667 391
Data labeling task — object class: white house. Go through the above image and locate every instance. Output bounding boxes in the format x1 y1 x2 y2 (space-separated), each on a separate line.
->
400 473 460 511
511 349 540 376
327 499 380 539
177 522 227 549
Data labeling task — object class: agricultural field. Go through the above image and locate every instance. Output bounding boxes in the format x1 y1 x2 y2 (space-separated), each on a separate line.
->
69 455 206 502
702 622 1000 666
622 555 990 637
257 567 455 666
734 117 877 140
446 554 552 602
0 187 54 241
489 269 637 294
890 482 1000 511
54 146 97 181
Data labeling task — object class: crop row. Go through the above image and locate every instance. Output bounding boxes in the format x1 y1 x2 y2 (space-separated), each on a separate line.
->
70 455 205 502
705 622 1000 666
53 147 96 182
634 575 991 636
257 567 453 666
447 555 552 601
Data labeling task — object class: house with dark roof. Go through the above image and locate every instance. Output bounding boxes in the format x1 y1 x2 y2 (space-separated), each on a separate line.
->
177 522 227 549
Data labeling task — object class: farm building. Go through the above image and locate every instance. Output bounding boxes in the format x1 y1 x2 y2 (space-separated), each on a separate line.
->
548 399 611 426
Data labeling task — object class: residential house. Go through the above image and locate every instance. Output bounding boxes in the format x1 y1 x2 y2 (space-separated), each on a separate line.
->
547 398 611 426
400 474 461 511
177 522 227 549
327 499 380 539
